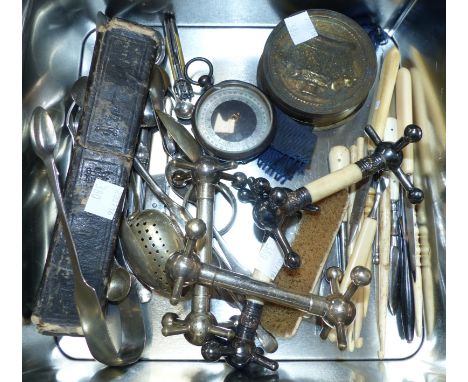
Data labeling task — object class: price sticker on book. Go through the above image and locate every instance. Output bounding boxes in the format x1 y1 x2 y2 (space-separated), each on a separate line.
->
85 179 124 220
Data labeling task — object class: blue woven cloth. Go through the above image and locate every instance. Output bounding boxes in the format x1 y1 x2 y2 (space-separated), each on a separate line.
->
257 107 317 184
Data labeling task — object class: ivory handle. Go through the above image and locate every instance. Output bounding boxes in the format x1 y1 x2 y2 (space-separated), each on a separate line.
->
414 223 423 337
329 146 350 223
411 67 433 177
353 286 365 349
413 161 428 226
347 144 359 224
354 244 373 350
305 164 363 203
343 140 367 350
249 269 271 304
340 217 377 293
378 189 391 357
384 118 400 201
356 137 365 159
396 68 414 175
329 146 351 172
370 47 401 138
409 47 446 149
419 225 435 338
377 120 395 358
361 187 375 318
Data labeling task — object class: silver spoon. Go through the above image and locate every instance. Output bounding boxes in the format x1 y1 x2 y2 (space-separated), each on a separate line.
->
70 76 88 108
106 264 132 303
149 66 177 156
173 97 194 120
155 110 201 162
30 106 145 366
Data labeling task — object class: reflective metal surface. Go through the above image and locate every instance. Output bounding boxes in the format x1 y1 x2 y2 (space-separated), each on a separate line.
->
23 0 445 380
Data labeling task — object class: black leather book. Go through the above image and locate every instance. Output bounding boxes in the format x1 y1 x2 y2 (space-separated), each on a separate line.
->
32 18 158 335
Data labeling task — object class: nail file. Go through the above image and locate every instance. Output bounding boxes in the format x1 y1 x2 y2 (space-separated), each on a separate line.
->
260 190 348 337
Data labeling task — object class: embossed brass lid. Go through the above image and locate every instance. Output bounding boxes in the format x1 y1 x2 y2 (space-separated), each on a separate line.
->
258 9 377 128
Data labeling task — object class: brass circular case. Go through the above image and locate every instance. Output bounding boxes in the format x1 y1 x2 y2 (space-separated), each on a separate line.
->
258 9 377 128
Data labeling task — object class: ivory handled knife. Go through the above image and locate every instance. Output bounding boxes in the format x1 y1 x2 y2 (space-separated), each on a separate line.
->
413 159 435 338
376 117 398 358
353 186 376 349
370 47 401 140
329 146 351 270
329 140 362 349
397 67 423 337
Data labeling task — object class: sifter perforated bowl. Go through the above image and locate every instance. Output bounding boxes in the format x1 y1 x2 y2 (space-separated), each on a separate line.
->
120 209 184 296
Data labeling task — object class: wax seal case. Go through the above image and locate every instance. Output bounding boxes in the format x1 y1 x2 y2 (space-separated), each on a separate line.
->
257 9 377 128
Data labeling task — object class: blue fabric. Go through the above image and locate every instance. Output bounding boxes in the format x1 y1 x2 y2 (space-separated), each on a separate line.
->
257 107 317 184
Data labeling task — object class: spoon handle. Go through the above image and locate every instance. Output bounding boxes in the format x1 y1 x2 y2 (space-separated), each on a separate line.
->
133 157 191 226
44 157 87 285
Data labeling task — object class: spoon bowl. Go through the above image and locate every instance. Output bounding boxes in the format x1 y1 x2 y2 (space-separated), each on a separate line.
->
70 76 88 108
106 266 132 303
30 107 57 162
174 99 194 120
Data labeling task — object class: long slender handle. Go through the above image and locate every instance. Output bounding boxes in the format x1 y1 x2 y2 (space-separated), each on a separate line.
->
370 47 401 138
375 117 397 358
413 222 423 337
347 144 358 224
344 139 366 350
419 225 435 337
149 66 167 111
340 218 377 293
305 164 362 203
199 265 329 317
413 162 435 338
133 157 191 225
329 146 351 202
329 146 351 270
409 47 446 149
45 158 85 283
352 184 376 348
396 68 414 175
411 67 434 177
378 186 391 357
329 146 351 173
164 16 184 80
397 71 424 336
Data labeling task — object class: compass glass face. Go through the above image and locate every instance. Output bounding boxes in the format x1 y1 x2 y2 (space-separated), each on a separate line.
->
210 100 257 142
194 81 274 161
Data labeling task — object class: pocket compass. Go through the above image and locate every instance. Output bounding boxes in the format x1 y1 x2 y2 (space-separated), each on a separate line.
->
185 57 275 162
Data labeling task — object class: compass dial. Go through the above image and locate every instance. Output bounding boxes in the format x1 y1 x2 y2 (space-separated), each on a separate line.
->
193 81 274 161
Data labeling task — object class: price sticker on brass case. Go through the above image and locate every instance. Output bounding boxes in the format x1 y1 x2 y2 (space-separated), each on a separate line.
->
284 11 318 45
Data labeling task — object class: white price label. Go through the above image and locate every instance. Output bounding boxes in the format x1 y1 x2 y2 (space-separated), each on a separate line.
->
254 237 285 281
284 11 318 45
213 113 236 134
84 179 124 220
